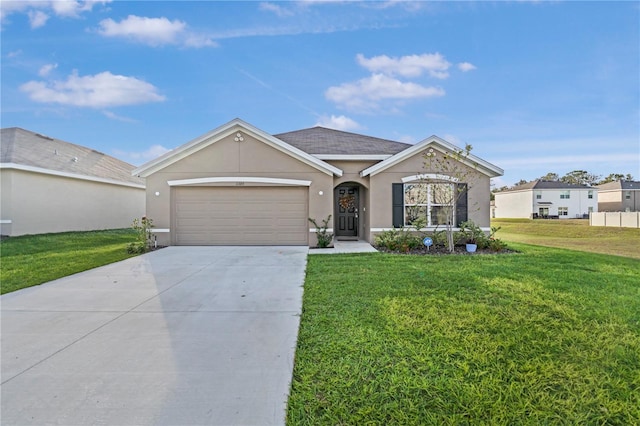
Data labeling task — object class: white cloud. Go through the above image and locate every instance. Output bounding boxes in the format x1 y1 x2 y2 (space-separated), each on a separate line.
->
458 62 477 72
97 15 216 48
28 10 49 28
103 110 137 123
38 63 57 77
325 73 445 111
20 70 166 108
97 15 184 45
356 53 451 79
315 115 362 131
113 145 172 165
259 2 294 17
1 1 111 27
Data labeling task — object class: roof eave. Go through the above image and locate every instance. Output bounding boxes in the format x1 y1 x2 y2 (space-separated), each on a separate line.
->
360 135 503 178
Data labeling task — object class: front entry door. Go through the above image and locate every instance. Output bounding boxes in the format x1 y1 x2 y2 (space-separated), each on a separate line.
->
335 186 359 238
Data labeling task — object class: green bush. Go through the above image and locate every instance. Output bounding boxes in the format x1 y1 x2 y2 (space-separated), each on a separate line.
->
126 216 153 254
309 215 333 248
374 229 422 253
459 220 490 248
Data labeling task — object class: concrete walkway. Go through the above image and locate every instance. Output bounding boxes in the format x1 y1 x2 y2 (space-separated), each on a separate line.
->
1 246 308 426
309 240 378 254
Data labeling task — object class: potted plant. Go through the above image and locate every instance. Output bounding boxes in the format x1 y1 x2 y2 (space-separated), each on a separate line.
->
459 220 482 253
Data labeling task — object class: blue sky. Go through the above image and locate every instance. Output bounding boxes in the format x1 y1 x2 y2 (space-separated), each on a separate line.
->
1 1 638 187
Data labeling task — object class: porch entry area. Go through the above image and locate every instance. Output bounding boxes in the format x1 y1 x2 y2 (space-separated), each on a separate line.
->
334 184 361 241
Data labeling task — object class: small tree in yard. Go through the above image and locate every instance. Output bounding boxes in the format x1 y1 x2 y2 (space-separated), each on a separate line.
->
421 144 480 253
127 216 154 253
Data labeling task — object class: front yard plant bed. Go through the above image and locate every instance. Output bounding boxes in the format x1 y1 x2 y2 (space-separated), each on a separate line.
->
287 244 640 425
375 245 518 255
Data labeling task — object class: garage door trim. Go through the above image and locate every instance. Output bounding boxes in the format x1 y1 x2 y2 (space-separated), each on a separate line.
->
168 176 312 187
172 186 309 246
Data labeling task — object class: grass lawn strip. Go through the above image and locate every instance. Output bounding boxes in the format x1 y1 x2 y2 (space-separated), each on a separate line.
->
492 218 640 259
0 229 138 294
287 247 640 425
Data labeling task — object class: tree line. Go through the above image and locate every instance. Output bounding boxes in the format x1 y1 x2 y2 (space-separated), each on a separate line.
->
494 171 635 193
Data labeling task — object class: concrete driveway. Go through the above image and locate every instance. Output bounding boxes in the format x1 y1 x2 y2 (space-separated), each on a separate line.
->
1 246 308 426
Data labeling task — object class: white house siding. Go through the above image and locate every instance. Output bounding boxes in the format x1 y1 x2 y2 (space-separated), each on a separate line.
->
1 169 145 236
495 188 597 219
494 190 533 218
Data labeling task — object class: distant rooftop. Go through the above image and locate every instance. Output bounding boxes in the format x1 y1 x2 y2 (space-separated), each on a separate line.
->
595 180 640 191
274 126 411 156
502 179 594 192
1 127 144 186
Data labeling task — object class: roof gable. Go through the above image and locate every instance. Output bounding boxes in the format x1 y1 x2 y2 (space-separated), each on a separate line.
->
0 127 143 186
360 135 503 178
133 119 342 178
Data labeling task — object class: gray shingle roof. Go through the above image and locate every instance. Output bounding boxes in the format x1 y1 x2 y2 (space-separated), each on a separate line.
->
1 127 144 186
595 180 640 190
504 180 593 192
274 126 411 155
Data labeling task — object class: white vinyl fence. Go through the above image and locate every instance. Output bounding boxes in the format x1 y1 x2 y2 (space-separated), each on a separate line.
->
590 212 640 228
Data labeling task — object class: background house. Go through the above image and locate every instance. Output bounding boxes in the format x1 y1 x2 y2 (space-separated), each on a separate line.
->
595 180 640 212
494 180 597 219
133 118 503 247
1 128 145 237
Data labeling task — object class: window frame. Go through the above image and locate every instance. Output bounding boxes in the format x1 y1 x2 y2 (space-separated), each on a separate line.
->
403 182 455 227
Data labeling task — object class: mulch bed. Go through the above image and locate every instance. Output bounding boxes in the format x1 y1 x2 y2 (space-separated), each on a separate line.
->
374 245 518 255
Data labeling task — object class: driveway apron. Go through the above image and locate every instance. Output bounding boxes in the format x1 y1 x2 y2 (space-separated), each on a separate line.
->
1 246 308 426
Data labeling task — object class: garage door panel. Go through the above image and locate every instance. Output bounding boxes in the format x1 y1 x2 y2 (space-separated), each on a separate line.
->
174 187 308 245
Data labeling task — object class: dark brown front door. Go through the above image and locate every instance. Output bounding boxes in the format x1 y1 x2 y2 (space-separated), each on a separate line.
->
335 186 359 238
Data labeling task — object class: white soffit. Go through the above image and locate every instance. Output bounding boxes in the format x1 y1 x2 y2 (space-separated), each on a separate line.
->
0 163 145 189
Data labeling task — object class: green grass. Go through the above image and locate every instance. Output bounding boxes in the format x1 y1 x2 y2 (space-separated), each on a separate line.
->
0 229 138 294
492 218 640 259
287 247 640 425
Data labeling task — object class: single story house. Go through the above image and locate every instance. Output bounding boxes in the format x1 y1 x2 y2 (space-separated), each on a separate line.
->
494 180 598 219
133 118 503 247
595 180 640 212
0 127 145 237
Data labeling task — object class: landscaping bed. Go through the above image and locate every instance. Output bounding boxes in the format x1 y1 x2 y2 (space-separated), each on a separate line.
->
375 244 518 255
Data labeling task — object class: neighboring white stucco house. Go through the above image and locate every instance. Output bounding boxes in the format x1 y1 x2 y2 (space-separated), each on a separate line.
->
0 128 145 237
494 180 598 219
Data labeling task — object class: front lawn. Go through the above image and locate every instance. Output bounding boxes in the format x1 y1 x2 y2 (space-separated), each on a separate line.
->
287 246 640 424
0 229 138 294
492 218 640 259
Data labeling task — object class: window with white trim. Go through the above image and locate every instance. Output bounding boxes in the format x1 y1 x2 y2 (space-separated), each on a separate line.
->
558 207 568 216
588 190 593 199
560 191 570 199
535 191 542 199
404 183 454 226
625 191 631 200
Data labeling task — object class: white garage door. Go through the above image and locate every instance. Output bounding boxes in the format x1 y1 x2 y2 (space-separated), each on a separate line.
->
174 187 308 245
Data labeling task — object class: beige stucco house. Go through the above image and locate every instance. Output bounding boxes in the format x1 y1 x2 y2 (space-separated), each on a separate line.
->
133 118 503 246
0 128 145 237
595 180 640 212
